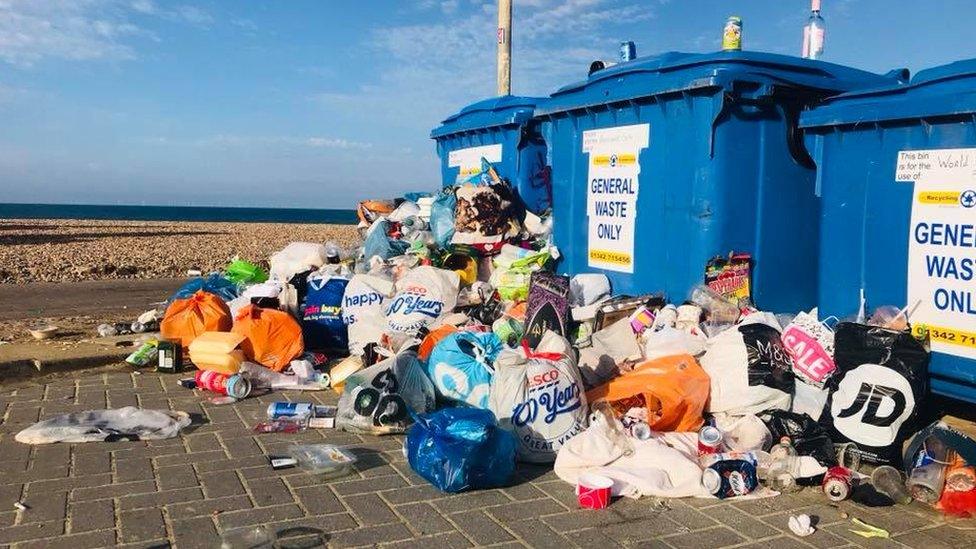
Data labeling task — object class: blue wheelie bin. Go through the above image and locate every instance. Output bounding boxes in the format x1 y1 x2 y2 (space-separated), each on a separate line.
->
537 51 896 312
431 96 550 214
801 59 976 403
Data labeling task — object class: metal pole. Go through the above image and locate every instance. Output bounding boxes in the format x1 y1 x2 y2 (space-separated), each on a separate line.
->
497 0 512 96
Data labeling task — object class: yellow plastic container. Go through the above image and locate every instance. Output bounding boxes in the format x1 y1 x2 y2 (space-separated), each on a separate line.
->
189 332 246 375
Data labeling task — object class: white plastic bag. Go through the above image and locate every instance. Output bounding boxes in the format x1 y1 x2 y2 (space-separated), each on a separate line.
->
342 274 395 356
228 281 284 318
490 331 588 463
642 326 707 360
700 314 794 416
269 242 327 282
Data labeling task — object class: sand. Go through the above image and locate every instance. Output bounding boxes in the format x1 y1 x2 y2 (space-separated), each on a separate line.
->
0 219 361 285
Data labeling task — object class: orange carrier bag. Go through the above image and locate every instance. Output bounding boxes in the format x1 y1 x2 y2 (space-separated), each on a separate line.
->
160 290 232 349
232 304 304 372
585 354 710 433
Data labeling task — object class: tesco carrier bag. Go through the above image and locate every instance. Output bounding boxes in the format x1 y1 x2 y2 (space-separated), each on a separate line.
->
820 322 929 465
386 266 460 337
489 330 588 463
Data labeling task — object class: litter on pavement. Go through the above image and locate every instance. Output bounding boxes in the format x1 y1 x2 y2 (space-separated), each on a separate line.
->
14 154 976 523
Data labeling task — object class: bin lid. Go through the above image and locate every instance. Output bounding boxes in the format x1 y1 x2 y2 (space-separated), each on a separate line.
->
431 95 540 139
800 58 976 128
537 50 895 117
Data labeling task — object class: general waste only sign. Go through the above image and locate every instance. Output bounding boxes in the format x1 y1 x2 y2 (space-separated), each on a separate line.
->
582 124 649 273
902 148 976 360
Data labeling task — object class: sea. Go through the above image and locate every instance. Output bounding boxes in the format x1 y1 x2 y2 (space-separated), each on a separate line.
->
0 203 358 225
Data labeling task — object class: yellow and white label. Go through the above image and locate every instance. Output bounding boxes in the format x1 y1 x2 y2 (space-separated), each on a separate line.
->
582 124 649 274
903 147 976 360
913 324 976 350
448 144 502 182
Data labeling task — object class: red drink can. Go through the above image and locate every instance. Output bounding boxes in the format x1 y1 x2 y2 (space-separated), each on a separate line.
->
822 466 854 501
698 425 722 457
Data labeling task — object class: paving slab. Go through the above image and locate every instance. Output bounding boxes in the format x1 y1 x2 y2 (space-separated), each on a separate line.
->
0 368 971 548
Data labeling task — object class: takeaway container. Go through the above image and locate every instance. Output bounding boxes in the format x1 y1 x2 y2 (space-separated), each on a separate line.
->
431 95 550 214
801 59 976 403
537 51 897 312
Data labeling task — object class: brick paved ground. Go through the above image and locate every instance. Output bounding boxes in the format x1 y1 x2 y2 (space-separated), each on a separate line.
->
0 370 973 548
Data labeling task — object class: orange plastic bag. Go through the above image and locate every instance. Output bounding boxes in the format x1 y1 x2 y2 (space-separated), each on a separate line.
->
418 325 458 361
160 290 232 349
232 304 304 372
936 453 976 517
585 354 710 433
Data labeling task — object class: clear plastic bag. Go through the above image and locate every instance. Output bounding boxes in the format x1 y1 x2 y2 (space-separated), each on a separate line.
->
336 349 436 435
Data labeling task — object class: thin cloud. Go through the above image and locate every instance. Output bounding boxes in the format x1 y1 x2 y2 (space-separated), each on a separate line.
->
194 134 372 151
310 0 647 132
0 0 213 67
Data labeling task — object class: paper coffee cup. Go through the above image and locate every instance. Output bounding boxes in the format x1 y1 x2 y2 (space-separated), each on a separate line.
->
576 473 613 510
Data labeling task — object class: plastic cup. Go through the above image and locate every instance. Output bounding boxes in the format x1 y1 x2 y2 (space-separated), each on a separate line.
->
576 473 613 509
871 465 912 504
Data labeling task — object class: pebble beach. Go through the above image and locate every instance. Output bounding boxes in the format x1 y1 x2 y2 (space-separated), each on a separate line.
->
0 219 361 284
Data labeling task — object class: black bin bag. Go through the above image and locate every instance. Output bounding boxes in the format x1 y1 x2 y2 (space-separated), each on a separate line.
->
820 322 929 465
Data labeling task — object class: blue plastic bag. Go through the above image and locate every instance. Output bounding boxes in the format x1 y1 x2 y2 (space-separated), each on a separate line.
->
169 273 239 303
406 407 516 493
363 219 409 261
429 188 456 249
427 331 503 409
301 274 349 351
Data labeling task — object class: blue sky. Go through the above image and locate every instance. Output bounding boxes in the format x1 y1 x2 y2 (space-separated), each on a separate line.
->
1 0 975 208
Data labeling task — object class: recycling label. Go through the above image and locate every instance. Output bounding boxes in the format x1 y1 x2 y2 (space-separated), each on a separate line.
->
902 148 976 360
582 124 649 273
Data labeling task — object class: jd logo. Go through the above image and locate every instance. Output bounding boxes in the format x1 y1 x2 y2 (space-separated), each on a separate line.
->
836 383 907 427
830 363 915 447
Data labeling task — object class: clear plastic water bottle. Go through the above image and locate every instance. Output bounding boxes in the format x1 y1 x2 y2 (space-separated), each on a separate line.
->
766 436 801 492
801 0 826 60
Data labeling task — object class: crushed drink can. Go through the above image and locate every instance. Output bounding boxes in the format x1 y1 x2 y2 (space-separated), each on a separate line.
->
621 417 652 440
822 466 854 502
698 425 723 457
195 370 251 399
703 459 758 499
267 402 314 420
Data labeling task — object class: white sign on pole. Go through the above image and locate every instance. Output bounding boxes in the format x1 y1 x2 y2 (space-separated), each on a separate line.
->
581 124 650 273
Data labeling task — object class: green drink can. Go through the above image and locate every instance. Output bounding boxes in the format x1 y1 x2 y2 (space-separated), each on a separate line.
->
723 16 742 51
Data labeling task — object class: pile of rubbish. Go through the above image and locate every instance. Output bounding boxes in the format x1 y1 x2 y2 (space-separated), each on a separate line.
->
20 157 976 522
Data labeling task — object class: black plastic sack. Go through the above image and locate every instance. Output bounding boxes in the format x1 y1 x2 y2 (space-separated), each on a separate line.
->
819 322 929 465
761 410 837 468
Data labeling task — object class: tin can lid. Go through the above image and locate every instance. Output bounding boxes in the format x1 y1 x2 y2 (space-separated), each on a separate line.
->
702 468 722 494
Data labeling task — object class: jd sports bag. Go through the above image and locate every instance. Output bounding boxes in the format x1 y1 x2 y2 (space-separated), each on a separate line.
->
820 322 929 465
